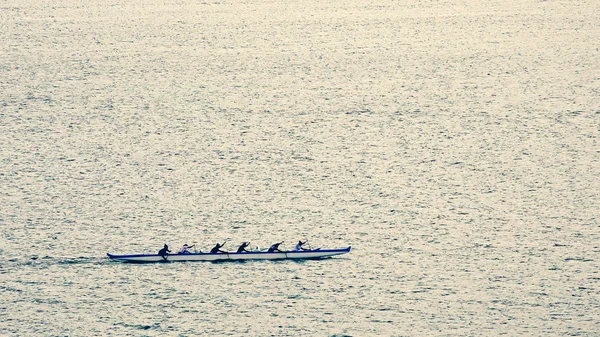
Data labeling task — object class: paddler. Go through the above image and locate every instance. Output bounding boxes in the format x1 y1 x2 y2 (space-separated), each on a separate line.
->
158 244 171 260
178 243 194 254
237 242 251 253
267 241 284 253
294 240 309 251
210 241 227 253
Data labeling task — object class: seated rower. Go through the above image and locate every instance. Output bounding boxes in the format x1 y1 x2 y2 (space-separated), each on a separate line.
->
158 244 171 260
237 242 251 253
210 242 227 253
178 243 194 254
294 240 309 251
267 241 284 253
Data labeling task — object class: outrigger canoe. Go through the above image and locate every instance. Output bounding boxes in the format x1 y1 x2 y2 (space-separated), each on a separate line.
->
107 247 351 263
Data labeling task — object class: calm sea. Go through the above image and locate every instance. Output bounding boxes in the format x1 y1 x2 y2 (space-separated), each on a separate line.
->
1 0 599 335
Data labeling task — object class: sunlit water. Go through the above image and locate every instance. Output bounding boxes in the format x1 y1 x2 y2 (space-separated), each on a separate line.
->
1 0 599 335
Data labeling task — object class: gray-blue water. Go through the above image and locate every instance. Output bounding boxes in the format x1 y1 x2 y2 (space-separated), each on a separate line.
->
1 0 599 335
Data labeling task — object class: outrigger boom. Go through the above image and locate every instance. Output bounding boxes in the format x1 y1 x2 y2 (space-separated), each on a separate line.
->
107 247 351 263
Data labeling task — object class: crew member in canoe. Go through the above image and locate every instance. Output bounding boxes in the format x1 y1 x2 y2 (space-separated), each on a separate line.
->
158 244 171 260
178 244 194 254
237 242 251 253
210 241 227 253
268 241 284 253
294 240 309 251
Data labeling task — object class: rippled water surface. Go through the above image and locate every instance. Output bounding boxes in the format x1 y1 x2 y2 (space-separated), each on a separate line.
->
1 0 599 335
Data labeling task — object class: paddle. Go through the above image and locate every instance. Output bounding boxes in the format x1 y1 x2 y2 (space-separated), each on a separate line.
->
223 239 230 252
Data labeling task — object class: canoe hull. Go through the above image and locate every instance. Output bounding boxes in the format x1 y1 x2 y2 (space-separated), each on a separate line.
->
107 247 351 263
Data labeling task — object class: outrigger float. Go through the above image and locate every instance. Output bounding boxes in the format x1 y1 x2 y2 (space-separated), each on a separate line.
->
107 247 351 263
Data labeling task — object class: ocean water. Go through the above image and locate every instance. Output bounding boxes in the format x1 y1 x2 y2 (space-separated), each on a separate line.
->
1 0 599 335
